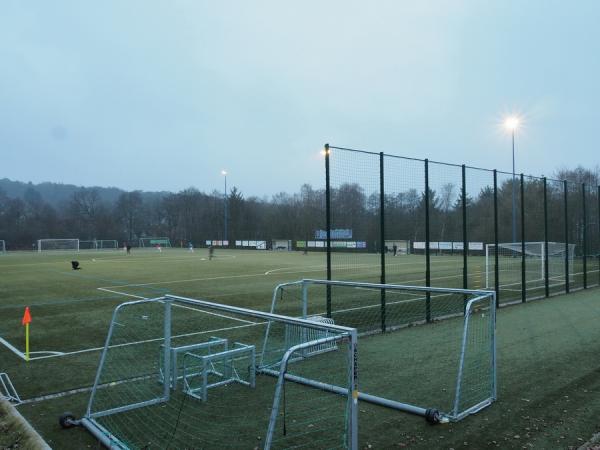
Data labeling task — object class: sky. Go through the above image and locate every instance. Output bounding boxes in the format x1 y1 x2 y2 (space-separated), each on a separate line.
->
1 1 599 197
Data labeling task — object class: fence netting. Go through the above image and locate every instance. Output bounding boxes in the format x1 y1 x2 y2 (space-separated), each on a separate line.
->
326 145 599 306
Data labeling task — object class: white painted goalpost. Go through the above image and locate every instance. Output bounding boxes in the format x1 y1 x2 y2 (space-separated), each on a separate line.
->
37 239 80 252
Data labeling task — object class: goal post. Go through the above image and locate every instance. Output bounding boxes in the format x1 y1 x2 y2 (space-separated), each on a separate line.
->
267 279 497 423
76 295 358 449
139 237 172 248
37 239 79 252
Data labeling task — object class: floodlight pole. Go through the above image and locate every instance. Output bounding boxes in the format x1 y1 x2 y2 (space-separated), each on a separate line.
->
222 171 228 243
511 129 517 244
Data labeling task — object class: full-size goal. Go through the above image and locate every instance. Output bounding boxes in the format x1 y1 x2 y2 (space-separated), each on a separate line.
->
485 242 575 292
139 237 172 248
272 239 292 251
37 239 79 252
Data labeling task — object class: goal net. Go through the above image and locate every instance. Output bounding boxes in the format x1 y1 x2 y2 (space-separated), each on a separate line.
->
384 240 410 255
78 296 358 449
485 242 575 292
79 240 119 250
268 279 496 423
272 239 292 251
37 239 79 252
139 237 172 248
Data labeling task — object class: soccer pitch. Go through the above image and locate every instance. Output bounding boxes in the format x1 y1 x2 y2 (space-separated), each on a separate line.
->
1 248 599 448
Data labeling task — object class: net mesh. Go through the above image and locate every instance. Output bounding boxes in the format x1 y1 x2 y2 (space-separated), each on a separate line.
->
87 298 353 449
272 281 495 422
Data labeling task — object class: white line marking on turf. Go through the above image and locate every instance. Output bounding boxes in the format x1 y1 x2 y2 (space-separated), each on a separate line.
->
0 337 27 361
26 322 262 361
97 287 147 299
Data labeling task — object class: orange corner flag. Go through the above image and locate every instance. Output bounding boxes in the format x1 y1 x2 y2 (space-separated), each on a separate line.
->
22 307 31 325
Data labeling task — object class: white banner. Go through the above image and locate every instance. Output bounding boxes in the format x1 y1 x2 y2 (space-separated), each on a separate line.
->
413 242 425 249
452 242 464 250
256 241 266 249
469 242 484 251
438 242 452 250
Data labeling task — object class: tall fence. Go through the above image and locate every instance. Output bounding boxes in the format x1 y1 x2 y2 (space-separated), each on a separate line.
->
324 144 600 307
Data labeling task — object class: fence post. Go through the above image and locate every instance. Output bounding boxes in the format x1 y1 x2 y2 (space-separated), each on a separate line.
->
564 180 570 294
163 299 172 400
379 152 386 332
520 174 526 303
493 170 500 307
462 165 468 310
543 177 549 297
425 159 431 322
325 143 332 317
462 164 469 288
582 183 587 289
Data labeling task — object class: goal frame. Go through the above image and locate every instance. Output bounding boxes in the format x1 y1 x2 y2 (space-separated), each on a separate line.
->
37 239 79 252
80 295 359 449
271 239 292 251
485 241 575 289
139 237 172 248
266 279 497 423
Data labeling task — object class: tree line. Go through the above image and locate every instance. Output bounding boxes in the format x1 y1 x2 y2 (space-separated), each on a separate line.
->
0 167 598 253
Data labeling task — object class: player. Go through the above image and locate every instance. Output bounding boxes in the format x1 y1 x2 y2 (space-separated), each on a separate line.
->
126 243 132 255
156 244 162 253
188 241 194 252
208 245 214 260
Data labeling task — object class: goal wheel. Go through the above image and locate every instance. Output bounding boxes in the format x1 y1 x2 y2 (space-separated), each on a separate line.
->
425 408 441 424
59 412 77 429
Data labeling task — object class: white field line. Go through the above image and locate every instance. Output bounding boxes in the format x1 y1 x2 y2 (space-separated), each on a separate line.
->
97 287 146 299
26 322 262 361
1 286 257 361
0 337 27 361
0 253 236 269
322 292 453 316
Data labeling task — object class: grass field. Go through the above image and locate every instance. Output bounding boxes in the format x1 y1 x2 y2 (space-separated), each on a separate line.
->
1 248 599 448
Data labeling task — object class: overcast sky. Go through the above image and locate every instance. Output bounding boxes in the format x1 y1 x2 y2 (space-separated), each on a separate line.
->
1 1 599 196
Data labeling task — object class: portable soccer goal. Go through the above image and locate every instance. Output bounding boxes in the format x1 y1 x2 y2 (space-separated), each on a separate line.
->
37 239 79 252
72 295 358 449
485 242 576 292
267 279 497 423
384 240 410 255
272 239 292 251
139 237 172 248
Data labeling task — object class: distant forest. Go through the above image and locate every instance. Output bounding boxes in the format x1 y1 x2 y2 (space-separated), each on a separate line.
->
0 166 598 251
